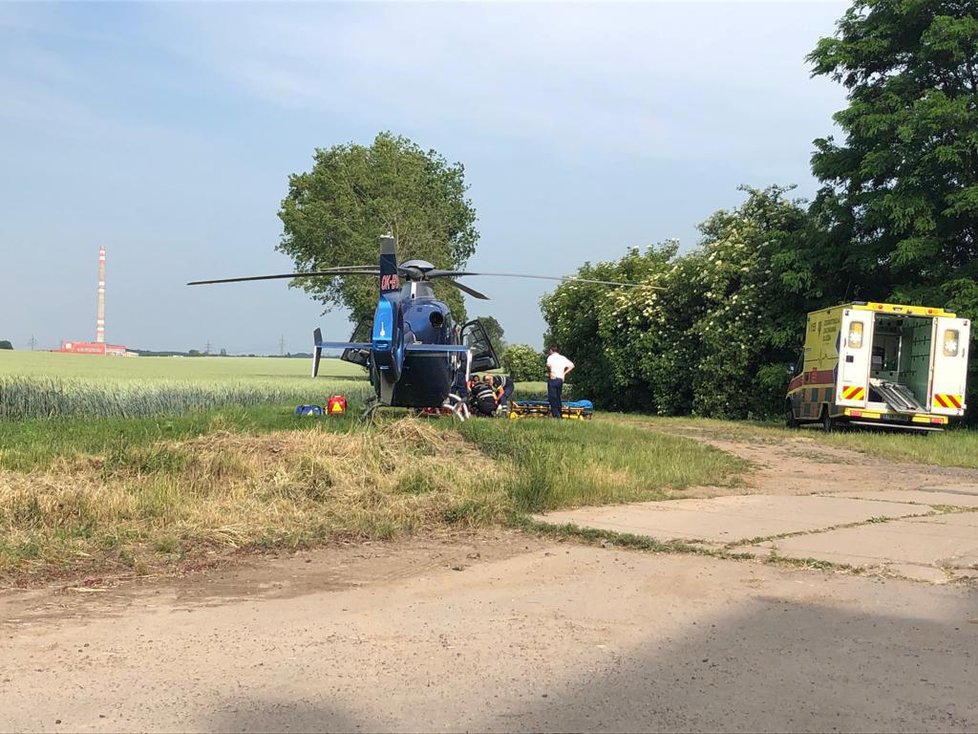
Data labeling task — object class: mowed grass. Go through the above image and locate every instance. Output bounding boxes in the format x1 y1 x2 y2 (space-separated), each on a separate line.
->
823 428 978 469
0 352 368 420
459 417 747 513
0 406 748 583
0 416 511 584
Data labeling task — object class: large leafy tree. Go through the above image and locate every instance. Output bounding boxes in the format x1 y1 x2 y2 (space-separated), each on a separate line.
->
541 245 676 411
278 132 479 323
808 0 978 308
541 187 816 418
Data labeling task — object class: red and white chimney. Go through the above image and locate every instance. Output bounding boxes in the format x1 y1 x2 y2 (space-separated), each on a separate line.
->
96 245 106 343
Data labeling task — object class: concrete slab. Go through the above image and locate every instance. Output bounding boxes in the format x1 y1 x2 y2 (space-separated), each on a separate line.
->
753 512 978 582
918 484 978 495
835 489 978 508
535 495 928 546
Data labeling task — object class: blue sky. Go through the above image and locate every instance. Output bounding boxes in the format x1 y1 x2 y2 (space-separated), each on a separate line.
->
0 1 847 354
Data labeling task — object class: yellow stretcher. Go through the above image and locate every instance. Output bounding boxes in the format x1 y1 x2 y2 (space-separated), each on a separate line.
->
507 400 594 421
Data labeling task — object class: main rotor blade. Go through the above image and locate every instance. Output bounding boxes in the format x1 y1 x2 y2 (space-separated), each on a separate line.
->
454 272 663 289
317 265 380 273
445 279 490 300
187 268 379 285
423 269 476 279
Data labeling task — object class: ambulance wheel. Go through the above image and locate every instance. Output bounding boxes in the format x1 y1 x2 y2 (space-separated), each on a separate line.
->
784 401 798 429
821 406 835 433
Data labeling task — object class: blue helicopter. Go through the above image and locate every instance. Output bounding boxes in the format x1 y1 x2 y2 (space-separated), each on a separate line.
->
189 234 640 417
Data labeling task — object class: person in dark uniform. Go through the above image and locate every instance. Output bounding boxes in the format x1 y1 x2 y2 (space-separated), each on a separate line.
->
469 376 498 417
486 374 515 413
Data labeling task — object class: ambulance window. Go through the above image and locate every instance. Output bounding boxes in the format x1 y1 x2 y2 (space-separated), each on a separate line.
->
943 329 960 357
792 352 804 376
847 321 864 349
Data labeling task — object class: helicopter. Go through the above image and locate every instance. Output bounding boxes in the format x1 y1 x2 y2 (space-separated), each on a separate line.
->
189 234 646 418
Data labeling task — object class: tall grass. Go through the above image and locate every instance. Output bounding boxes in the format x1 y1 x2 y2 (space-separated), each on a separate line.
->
459 417 747 513
0 351 364 380
0 418 510 584
0 376 372 420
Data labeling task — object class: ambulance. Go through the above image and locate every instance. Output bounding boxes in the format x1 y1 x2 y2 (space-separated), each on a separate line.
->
786 302 970 431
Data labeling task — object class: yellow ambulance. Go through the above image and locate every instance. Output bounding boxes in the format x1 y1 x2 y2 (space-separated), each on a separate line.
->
786 302 970 431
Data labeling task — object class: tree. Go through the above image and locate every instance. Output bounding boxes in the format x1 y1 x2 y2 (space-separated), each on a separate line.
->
540 187 816 418
540 245 676 410
474 315 506 356
502 344 546 382
278 132 479 324
0 340 12 350
808 0 978 309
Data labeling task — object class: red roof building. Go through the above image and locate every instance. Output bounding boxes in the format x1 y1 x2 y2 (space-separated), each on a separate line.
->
57 341 130 356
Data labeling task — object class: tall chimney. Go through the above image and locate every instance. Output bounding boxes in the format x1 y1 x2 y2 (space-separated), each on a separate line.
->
96 245 106 343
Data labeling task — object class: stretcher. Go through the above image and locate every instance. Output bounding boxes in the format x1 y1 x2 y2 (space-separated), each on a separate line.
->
507 399 594 420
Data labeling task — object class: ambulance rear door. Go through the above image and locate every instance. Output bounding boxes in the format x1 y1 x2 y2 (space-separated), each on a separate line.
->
929 316 970 416
836 308 873 407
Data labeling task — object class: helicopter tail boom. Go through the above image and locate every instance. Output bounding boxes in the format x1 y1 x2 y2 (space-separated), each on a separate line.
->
379 234 399 296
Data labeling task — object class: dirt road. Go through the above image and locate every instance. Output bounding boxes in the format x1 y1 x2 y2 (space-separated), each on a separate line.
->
2 430 978 733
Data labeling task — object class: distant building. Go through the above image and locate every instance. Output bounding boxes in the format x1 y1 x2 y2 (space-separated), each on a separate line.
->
57 341 132 356
54 245 134 356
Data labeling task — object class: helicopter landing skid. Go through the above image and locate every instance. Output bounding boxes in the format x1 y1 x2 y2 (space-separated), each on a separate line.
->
360 397 380 422
442 393 469 421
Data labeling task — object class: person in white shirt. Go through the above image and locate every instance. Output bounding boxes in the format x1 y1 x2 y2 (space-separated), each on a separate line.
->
545 346 575 418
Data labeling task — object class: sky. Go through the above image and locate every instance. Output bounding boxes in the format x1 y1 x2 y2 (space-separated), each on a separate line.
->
0 1 849 354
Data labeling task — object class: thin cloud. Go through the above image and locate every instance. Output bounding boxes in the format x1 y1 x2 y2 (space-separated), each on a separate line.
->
147 2 847 161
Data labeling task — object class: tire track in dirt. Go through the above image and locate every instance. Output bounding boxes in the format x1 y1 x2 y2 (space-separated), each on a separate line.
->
654 425 978 499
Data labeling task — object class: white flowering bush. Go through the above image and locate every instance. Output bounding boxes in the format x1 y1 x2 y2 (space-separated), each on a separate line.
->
501 344 546 382
541 187 817 418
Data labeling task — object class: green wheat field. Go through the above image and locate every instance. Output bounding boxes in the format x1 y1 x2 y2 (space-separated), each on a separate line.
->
0 351 369 420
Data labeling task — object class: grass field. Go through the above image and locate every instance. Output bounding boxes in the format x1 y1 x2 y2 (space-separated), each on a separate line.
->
3 352 976 585
0 351 364 379
0 379 745 584
0 352 550 418
0 352 370 420
1 354 745 583
612 414 978 470
459 418 745 512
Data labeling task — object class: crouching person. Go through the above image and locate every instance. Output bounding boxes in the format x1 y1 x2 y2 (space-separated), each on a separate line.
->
486 374 515 415
470 376 499 417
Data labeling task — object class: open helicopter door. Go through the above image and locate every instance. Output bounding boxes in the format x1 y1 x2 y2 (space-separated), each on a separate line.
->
461 319 500 373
